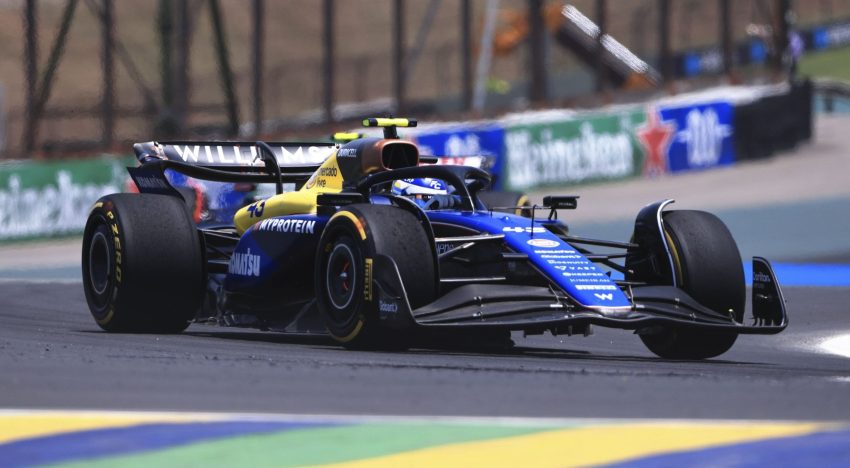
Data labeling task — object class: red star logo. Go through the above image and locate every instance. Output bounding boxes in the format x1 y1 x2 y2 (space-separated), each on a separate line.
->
637 108 676 177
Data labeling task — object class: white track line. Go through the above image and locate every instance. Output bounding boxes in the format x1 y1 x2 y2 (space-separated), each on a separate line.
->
820 334 850 359
0 278 81 284
0 408 839 427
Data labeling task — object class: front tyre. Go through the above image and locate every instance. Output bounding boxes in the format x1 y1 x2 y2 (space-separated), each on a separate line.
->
637 210 745 360
315 204 437 349
82 194 205 333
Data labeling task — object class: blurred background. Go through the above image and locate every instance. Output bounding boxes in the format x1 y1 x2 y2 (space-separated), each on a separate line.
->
1 0 850 242
1 0 849 156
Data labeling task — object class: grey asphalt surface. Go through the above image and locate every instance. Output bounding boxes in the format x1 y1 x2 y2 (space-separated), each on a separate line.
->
1 281 848 421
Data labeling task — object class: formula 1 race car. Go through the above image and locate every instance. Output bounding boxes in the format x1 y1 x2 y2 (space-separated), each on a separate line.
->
82 118 787 359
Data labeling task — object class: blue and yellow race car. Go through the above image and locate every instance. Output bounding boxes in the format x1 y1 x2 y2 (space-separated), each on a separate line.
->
82 118 787 359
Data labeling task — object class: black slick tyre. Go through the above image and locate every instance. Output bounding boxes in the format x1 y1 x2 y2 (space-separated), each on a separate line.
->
477 191 532 217
82 193 205 333
315 204 436 349
639 210 745 359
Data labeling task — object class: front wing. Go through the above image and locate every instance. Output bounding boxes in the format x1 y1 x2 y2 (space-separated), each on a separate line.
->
371 255 787 335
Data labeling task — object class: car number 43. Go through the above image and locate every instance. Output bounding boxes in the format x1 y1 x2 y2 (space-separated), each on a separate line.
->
247 200 265 218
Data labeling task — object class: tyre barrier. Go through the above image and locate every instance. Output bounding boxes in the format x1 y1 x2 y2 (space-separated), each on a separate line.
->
733 80 813 162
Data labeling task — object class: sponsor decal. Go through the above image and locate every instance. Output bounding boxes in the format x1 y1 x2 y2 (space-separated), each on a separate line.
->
436 242 457 256
257 218 316 234
174 144 254 165
363 258 373 301
594 293 614 301
170 144 333 166
106 209 122 285
279 145 334 164
575 285 618 291
540 254 582 259
337 148 358 158
503 226 545 233
247 200 265 218
318 167 338 177
434 156 484 168
379 299 399 315
228 248 261 277
554 265 567 271
527 238 560 248
754 271 771 283
565 266 596 271
133 176 170 190
545 260 588 265
534 249 576 254
93 206 122 325
562 272 606 277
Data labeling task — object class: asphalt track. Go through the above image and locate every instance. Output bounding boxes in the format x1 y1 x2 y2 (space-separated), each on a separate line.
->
1 281 849 420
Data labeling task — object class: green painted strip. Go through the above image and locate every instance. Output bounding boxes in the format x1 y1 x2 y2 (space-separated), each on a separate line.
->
51 423 556 468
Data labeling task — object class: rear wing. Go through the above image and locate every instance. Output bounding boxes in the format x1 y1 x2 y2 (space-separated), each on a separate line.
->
129 140 337 197
133 141 336 167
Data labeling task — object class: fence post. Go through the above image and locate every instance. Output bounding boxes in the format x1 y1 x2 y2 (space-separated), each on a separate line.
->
528 0 548 103
323 0 335 123
658 0 672 83
253 0 265 135
23 0 38 154
393 0 406 114
595 0 608 93
461 0 472 111
101 0 115 148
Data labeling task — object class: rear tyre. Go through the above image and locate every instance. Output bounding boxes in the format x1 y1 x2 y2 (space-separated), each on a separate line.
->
82 193 205 333
478 191 532 217
315 204 437 349
638 210 745 359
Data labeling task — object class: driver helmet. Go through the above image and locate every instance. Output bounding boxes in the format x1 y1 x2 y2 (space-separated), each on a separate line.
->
391 178 449 207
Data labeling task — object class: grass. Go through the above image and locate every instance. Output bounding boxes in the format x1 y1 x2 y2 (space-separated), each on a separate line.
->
798 46 850 81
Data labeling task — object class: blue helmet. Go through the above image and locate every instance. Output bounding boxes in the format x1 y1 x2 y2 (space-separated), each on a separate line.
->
391 178 448 196
391 178 450 207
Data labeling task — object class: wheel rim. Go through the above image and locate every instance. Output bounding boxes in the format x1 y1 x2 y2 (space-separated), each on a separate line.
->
326 242 357 311
88 230 111 296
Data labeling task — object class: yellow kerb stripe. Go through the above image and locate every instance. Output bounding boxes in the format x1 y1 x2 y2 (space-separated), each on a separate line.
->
0 413 204 445
318 422 826 468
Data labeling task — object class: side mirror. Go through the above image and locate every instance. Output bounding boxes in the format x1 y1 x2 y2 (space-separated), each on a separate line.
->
543 196 579 210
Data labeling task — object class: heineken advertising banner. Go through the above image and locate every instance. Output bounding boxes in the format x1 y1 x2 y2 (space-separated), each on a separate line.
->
0 156 133 242
503 109 649 191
